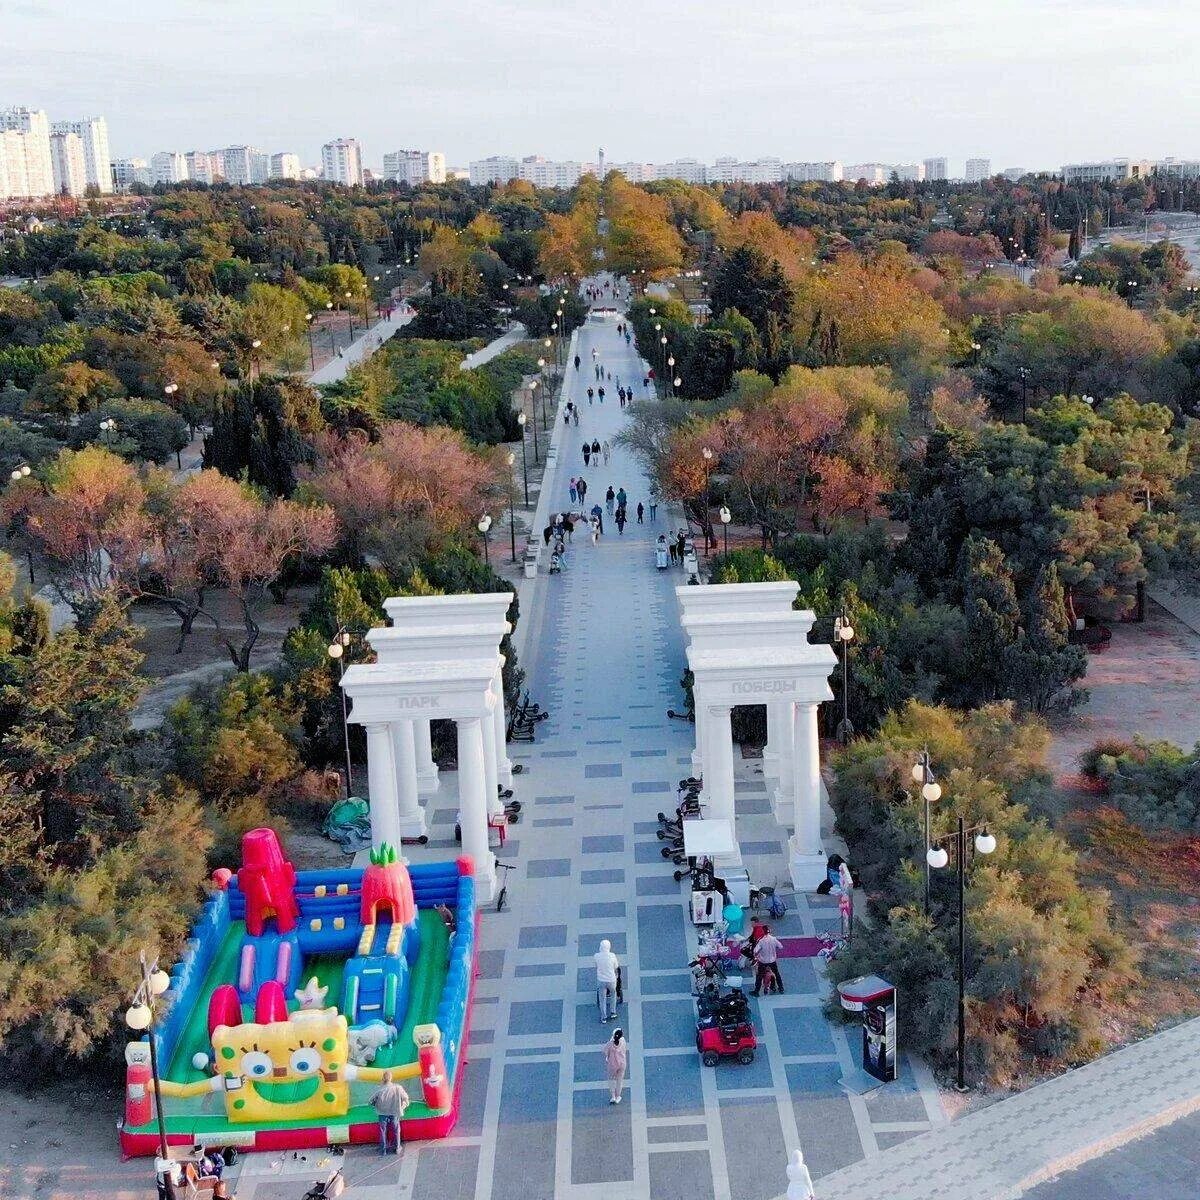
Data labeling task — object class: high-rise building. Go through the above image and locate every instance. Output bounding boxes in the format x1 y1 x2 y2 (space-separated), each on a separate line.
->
50 130 88 195
518 156 581 188
270 152 301 180
1155 158 1200 180
965 158 992 182
0 130 30 199
51 117 111 193
923 156 948 181
150 150 188 185
783 161 843 182
249 151 271 184
893 162 926 182
845 163 889 186
1 107 53 197
186 150 220 184
382 150 446 185
469 155 519 185
321 138 364 186
655 158 707 183
112 157 150 191
220 146 256 186
1002 166 1028 182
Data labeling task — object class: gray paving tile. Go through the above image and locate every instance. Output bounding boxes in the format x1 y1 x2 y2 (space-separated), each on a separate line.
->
719 1093 788 1200
526 857 571 878
641 971 693 996
532 816 574 827
643 998 698 1050
632 780 671 793
787 1061 863 1179
572 1087 634 1183
476 949 505 980
578 931 626 956
645 1051 706 1119
636 840 673 864
514 962 566 978
491 1062 558 1200
580 901 627 918
582 834 624 853
741 839 783 856
535 794 574 804
413 1144 480 1200
581 868 625 885
631 747 667 757
649 1150 716 1200
584 762 622 778
775 1005 837 1056
638 903 687 970
648 1124 710 1144
508 999 564 1036
518 924 567 948
637 874 681 896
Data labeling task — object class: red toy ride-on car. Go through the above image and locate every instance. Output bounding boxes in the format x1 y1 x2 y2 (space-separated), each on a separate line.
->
695 988 757 1066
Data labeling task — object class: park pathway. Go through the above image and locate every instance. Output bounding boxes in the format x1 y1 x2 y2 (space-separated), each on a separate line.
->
231 281 941 1200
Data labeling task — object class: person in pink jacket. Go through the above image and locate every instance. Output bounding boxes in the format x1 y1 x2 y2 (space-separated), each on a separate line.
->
604 1028 628 1104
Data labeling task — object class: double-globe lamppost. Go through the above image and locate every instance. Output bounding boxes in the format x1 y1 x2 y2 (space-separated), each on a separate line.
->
124 951 174 1161
718 505 731 554
327 628 355 794
504 451 518 562
701 445 714 554
527 381 540 464
516 412 530 505
925 802 997 1092
832 611 854 742
304 312 316 370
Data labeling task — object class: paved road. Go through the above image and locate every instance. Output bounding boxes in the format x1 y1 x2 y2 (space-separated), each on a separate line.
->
1021 1111 1200 1199
231 284 941 1200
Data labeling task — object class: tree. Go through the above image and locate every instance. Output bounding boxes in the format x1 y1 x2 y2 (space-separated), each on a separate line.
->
710 245 794 343
205 375 327 496
71 398 189 465
603 175 685 279
25 361 124 416
3 446 150 610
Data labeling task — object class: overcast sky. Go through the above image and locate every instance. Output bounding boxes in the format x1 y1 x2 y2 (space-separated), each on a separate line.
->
5 0 1197 172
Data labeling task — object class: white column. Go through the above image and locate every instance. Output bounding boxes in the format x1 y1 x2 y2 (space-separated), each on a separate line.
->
414 719 438 794
691 692 707 777
456 716 496 901
789 700 825 890
706 704 736 826
772 701 796 827
763 703 782 780
492 664 514 788
481 702 503 817
390 719 427 839
365 723 401 852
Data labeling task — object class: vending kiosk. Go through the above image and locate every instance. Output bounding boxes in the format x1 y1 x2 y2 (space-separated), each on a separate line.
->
836 974 897 1085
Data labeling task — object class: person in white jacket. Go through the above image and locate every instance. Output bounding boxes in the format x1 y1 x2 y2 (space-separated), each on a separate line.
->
594 938 620 1023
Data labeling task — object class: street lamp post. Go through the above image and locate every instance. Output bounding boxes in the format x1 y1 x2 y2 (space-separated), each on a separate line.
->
99 416 118 448
927 818 997 1091
529 380 540 464
516 412 529 506
344 292 356 339
911 750 941 915
477 514 492 566
325 301 335 355
250 338 262 380
701 445 713 554
304 313 316 370
326 629 354 794
1017 366 1030 422
833 611 855 742
505 451 518 562
125 950 173 1161
719 504 731 555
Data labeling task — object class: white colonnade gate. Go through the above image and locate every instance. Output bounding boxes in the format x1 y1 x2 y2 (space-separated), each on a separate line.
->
340 592 517 902
677 581 837 888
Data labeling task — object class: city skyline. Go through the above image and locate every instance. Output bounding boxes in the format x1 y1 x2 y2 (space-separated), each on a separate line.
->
4 0 1197 170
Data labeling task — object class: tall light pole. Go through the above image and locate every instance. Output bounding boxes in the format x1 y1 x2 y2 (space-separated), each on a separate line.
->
927 818 997 1091
344 291 356 339
516 412 529 505
477 513 492 566
719 504 731 555
124 951 173 1161
326 629 354 794
529 380 540 464
325 301 335 355
833 611 854 742
667 355 676 395
99 417 117 448
911 750 941 915
1017 366 1030 422
505 451 518 562
701 445 713 554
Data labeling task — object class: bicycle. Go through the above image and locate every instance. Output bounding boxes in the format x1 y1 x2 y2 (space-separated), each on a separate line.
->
495 861 515 912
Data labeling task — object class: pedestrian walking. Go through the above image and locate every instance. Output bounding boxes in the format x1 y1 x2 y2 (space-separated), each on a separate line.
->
604 1029 628 1104
605 486 615 514
577 477 587 504
587 386 594 405
595 938 620 1022
598 386 605 403
643 375 650 391
616 508 626 535
369 1071 410 1154
583 444 591 467
590 515 600 545
591 502 604 534
676 530 687 563
603 440 611 465
648 487 658 521
574 354 580 371
591 438 601 461
636 502 644 524
569 477 578 505
572 405 580 426
750 925 785 996
616 486 627 509
668 540 678 566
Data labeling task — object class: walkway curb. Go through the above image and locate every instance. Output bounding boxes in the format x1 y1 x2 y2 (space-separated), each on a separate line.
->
782 1015 1200 1200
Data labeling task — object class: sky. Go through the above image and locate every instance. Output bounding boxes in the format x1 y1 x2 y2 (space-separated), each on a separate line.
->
5 0 1199 173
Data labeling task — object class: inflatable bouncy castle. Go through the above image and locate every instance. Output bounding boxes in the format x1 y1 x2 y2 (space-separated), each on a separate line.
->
119 830 476 1156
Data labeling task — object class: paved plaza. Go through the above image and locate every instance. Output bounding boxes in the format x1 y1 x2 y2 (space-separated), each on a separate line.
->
231 301 942 1200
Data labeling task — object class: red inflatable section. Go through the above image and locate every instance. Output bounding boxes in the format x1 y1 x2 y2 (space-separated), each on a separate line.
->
360 847 416 926
208 983 242 1038
254 980 289 1025
238 828 299 936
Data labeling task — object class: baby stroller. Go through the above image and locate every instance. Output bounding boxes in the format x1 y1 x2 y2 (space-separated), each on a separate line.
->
303 1168 346 1199
655 537 669 570
549 538 566 574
